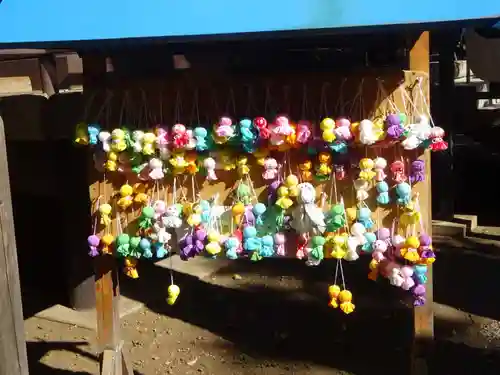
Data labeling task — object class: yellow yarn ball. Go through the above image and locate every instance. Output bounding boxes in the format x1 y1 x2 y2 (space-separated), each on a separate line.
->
320 117 335 130
406 236 420 248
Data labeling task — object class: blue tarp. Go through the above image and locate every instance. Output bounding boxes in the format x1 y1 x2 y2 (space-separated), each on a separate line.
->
0 0 499 44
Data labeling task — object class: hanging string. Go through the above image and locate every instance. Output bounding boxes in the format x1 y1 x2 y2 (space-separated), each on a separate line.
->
359 81 365 119
172 177 177 205
286 151 293 176
348 79 364 119
180 175 189 202
414 193 425 234
329 171 338 205
158 87 164 125
320 191 327 210
169 254 174 285
403 84 420 123
400 83 408 115
174 90 183 123
283 85 291 116
377 79 398 114
337 78 347 115
189 88 200 126
245 174 258 204
225 88 237 116
264 85 272 118
137 89 146 127
117 91 128 127
416 77 435 127
82 90 98 123
209 88 220 123
341 196 351 236
333 258 340 284
333 79 344 116
116 205 123 235
301 84 308 119
377 203 381 230
92 196 102 235
101 92 110 134
140 89 154 127
247 85 258 117
371 79 383 119
191 176 196 202
92 90 113 125
339 261 346 290
318 82 330 118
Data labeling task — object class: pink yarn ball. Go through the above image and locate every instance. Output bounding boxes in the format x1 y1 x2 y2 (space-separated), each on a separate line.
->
336 118 351 127
373 240 388 252
413 284 426 296
392 235 405 248
372 250 385 262
274 233 286 245
377 228 391 241
401 266 414 277
219 117 232 126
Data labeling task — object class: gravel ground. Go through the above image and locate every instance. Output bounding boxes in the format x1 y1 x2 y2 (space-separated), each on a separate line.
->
25 254 500 375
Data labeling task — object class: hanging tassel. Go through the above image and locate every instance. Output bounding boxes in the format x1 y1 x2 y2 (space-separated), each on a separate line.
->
167 284 180 305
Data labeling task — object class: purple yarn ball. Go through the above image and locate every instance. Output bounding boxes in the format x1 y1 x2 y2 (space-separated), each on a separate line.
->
420 249 435 259
413 284 426 296
386 114 401 127
195 229 207 242
419 234 432 247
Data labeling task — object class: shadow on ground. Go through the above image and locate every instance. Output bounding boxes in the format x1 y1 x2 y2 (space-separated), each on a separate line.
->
27 341 98 375
434 244 500 319
117 247 500 375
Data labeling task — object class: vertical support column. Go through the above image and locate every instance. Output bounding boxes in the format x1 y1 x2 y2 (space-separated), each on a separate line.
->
408 31 434 375
82 55 119 347
83 55 133 375
0 114 29 375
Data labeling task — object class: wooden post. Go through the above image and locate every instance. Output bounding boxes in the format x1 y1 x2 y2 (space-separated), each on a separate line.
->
40 55 58 97
83 55 133 375
408 31 434 375
0 114 29 375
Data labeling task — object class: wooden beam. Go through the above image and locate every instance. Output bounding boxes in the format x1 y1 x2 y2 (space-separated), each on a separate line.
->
408 31 434 375
0 114 29 375
0 77 32 94
40 56 58 96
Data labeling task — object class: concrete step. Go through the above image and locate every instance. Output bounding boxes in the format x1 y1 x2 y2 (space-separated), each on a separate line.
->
453 214 478 231
432 220 466 237
433 214 500 241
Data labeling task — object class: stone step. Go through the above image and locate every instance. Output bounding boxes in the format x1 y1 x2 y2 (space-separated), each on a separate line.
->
453 214 478 231
433 214 500 241
432 220 466 237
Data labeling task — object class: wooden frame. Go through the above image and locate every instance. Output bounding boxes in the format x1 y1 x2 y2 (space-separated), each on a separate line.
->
0 114 29 375
409 32 434 375
84 31 434 375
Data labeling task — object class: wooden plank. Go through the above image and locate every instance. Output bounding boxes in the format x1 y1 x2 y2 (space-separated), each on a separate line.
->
0 115 29 375
0 77 32 94
408 31 434 375
40 56 58 96
0 59 42 91
83 55 121 349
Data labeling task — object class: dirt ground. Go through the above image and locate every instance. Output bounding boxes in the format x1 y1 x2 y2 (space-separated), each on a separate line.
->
25 252 500 375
